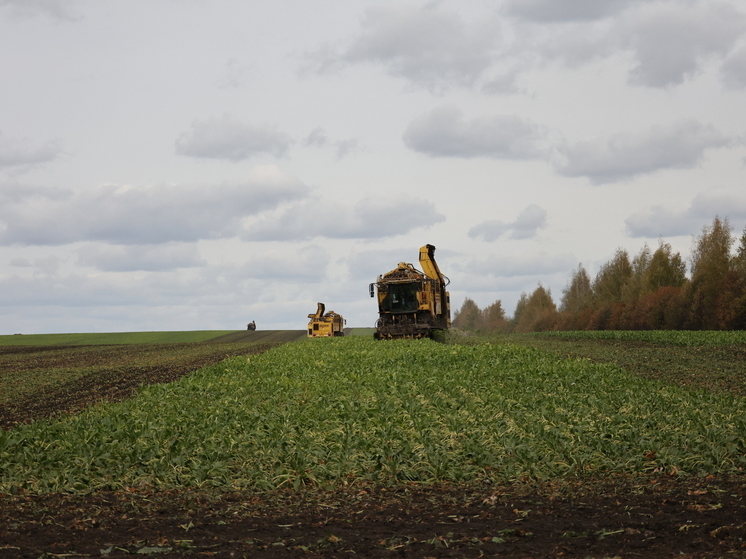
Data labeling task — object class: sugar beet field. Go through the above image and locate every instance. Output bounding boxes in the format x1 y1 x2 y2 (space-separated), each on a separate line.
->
1 330 746 558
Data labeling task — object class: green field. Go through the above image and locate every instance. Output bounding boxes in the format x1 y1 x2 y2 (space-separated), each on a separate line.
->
0 330 238 346
2 334 745 494
345 327 376 337
0 328 373 346
531 330 746 346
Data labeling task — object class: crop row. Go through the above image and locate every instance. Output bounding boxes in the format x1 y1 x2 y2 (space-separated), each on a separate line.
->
1 337 745 493
531 330 746 346
0 330 239 347
0 341 276 407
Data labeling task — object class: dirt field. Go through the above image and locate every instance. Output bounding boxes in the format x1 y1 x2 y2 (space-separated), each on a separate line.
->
2 335 746 558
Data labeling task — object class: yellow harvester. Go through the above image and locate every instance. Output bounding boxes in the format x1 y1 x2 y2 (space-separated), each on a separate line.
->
369 244 450 339
307 302 345 337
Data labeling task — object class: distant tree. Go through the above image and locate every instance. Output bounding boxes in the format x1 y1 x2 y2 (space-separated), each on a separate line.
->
452 216 746 332
560 264 592 313
735 226 746 281
452 297 482 331
593 249 633 306
688 216 733 329
514 284 557 332
630 286 685 330
733 227 746 328
613 241 689 330
512 292 529 326
717 225 746 329
645 241 687 291
482 300 509 331
622 244 652 304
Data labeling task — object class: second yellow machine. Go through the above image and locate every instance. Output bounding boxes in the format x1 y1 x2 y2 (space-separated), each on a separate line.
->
307 302 345 337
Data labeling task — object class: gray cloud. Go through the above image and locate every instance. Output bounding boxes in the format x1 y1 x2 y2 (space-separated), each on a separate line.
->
469 251 577 278
403 105 547 159
333 138 360 159
303 127 328 148
469 204 548 241
214 58 253 89
0 178 309 246
0 0 79 21
626 191 746 238
175 114 293 162
0 183 71 203
620 3 746 88
555 120 732 184
0 245 330 319
721 46 746 89
0 132 62 169
77 243 207 272
520 2 746 88
503 0 643 23
0 273 134 308
304 1 746 93
307 3 501 92
344 248 417 283
9 254 62 275
302 127 360 159
246 245 330 282
243 196 445 241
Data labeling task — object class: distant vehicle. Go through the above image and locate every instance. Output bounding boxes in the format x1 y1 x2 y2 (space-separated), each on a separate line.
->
247 321 256 331
370 244 450 340
307 302 345 337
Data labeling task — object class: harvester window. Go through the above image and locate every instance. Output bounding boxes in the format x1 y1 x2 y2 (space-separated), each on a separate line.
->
384 283 420 313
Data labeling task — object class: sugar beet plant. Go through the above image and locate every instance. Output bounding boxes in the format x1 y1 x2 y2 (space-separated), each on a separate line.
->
534 330 746 346
1 337 745 493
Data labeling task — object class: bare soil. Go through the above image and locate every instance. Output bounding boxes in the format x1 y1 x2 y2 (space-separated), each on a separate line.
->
1 335 746 558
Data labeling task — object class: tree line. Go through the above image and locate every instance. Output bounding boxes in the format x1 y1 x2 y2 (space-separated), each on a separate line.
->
452 216 746 332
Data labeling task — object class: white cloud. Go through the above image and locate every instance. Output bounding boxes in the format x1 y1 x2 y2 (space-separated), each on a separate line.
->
403 105 547 159
626 190 746 238
0 132 62 169
243 195 445 241
175 113 293 162
0 174 309 246
555 120 732 184
469 204 548 241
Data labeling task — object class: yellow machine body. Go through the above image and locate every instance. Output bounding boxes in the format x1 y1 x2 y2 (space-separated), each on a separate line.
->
369 244 450 339
307 302 345 337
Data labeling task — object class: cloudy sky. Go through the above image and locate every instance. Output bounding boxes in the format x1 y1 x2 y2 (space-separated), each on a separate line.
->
2 0 746 334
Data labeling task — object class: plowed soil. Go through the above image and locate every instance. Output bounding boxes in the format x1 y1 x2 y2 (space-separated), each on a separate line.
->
2 335 746 558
